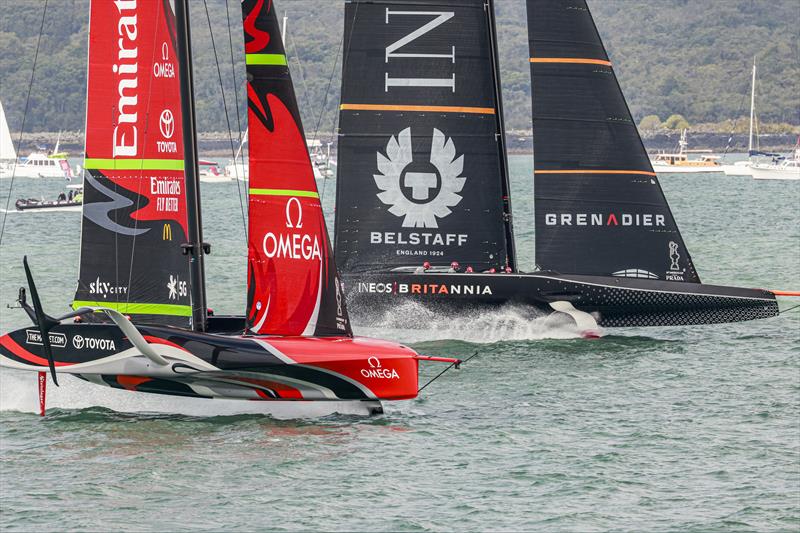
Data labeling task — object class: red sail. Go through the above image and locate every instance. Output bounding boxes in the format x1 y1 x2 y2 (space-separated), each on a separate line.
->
74 0 192 324
242 0 351 336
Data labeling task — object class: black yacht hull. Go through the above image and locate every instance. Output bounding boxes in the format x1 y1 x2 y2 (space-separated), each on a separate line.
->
343 272 779 327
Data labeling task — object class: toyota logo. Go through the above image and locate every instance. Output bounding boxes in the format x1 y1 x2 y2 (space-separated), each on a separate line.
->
159 109 175 139
72 335 85 349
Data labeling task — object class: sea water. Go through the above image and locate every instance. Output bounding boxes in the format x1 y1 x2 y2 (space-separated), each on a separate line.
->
0 157 798 531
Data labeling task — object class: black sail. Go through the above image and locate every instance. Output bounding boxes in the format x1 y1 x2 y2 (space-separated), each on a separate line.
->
527 0 700 283
336 0 514 274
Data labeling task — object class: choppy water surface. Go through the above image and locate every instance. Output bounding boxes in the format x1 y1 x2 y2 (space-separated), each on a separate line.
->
1 157 798 531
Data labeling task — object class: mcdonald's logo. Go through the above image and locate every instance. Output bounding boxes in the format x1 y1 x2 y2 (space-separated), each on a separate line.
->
162 223 172 241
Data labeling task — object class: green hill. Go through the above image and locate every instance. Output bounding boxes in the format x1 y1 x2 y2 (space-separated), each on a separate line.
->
1 0 797 136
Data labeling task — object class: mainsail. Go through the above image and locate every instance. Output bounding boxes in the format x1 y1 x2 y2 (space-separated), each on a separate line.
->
335 0 515 274
73 0 193 324
527 0 700 283
242 0 350 336
0 101 16 161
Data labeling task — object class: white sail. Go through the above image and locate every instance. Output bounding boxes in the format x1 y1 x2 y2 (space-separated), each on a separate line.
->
0 100 16 161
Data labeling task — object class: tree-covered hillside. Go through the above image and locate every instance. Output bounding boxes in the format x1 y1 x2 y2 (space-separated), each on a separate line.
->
1 0 798 136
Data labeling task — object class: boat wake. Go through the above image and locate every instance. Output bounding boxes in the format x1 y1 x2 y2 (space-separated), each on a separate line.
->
351 301 589 344
0 369 377 419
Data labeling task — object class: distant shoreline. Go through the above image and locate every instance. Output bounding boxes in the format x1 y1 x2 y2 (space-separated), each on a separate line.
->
8 130 799 158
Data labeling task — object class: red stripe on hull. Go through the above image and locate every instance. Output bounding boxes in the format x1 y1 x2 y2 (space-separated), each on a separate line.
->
0 334 76 368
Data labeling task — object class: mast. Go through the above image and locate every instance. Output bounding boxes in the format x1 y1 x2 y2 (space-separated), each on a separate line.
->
174 0 208 332
749 58 756 154
486 0 516 271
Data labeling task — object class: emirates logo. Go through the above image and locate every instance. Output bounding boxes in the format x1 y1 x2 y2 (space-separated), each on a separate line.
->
374 128 465 228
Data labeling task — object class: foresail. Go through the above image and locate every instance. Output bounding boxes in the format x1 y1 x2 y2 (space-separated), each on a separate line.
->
335 0 513 274
0 101 16 161
73 0 192 325
242 0 351 337
528 0 700 283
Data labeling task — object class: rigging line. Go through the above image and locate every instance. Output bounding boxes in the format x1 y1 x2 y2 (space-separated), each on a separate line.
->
125 1 165 308
224 0 244 151
317 4 354 204
417 350 479 393
0 0 49 248
288 31 318 134
223 0 248 234
721 90 749 157
781 303 800 314
203 0 246 236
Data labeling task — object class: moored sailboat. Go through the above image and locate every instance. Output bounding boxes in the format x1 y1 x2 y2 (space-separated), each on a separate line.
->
0 0 459 416
0 101 16 175
334 0 783 330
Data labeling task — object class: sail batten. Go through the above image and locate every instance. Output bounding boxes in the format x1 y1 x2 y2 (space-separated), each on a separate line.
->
528 0 700 283
242 0 351 337
74 0 193 325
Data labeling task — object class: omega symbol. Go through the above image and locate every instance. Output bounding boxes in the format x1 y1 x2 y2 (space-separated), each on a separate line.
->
285 197 303 229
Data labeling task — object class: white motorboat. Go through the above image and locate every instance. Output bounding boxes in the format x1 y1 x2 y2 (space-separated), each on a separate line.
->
722 159 754 176
2 151 75 179
198 159 230 183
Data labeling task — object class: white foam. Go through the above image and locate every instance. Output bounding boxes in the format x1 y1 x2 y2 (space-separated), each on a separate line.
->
0 369 376 418
351 301 588 344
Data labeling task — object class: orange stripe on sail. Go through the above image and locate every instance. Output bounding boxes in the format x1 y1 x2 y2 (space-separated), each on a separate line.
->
535 170 657 177
340 103 495 115
530 57 612 67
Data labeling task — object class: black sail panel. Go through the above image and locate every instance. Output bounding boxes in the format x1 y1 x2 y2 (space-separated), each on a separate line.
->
336 0 512 274
528 0 700 283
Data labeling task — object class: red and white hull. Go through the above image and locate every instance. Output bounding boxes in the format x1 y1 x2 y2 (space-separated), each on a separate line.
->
0 322 428 412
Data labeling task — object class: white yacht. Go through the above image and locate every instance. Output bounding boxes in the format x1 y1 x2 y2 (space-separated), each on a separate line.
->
751 145 800 181
2 151 74 179
0 102 74 179
723 60 758 177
